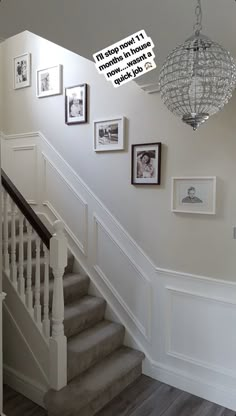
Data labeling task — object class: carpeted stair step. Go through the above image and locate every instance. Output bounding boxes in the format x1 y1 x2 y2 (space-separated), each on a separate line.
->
45 346 145 416
67 320 125 381
40 273 90 308
64 295 106 338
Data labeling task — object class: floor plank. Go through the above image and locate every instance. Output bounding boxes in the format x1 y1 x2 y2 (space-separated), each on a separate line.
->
4 377 236 416
3 384 47 416
221 410 236 416
129 384 182 416
97 376 236 416
96 375 162 416
156 391 208 416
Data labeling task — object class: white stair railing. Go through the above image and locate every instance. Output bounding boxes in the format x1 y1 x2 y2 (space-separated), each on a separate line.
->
1 169 68 391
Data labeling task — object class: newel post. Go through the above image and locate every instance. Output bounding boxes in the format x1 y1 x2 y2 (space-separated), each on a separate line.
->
49 220 67 391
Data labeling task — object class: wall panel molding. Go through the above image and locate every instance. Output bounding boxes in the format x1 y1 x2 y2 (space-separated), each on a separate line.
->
94 215 152 341
148 359 236 411
42 154 88 256
165 287 236 379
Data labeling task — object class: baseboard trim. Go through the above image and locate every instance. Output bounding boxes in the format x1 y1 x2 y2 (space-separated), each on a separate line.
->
3 365 47 409
144 360 236 412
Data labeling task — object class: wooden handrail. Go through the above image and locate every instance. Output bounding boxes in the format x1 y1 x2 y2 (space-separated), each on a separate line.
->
1 169 52 249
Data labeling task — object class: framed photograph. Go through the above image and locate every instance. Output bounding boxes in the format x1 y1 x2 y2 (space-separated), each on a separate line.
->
65 84 88 124
36 64 62 98
94 117 125 151
14 53 31 89
131 142 162 185
171 177 216 215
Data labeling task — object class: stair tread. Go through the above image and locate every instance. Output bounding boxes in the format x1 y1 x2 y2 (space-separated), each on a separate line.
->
64 295 106 321
46 346 144 413
67 320 124 355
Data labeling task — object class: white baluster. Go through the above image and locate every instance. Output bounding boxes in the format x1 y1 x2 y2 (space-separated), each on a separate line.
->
3 190 10 274
26 221 33 315
49 220 67 390
18 212 25 301
10 200 17 288
34 236 42 328
43 245 50 339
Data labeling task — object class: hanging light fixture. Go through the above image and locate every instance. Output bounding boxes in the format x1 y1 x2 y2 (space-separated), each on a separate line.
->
159 0 236 130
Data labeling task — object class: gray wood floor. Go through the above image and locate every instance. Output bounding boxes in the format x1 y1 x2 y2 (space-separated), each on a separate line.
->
3 377 236 416
3 384 46 416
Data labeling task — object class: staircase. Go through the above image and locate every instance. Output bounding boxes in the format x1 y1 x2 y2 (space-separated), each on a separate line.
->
45 252 144 416
1 169 145 416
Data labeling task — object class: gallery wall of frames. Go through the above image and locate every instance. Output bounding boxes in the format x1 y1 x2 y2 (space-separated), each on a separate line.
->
13 52 216 215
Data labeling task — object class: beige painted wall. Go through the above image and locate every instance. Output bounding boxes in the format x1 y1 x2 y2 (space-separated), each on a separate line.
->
1 31 236 281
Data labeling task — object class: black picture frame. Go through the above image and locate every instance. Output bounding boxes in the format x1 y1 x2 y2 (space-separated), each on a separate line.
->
65 83 88 125
131 142 162 185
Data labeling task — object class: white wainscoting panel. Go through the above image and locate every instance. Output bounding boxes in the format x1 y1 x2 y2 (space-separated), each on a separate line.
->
42 155 88 256
1 134 39 204
12 145 38 204
166 287 236 377
149 268 236 410
94 216 151 341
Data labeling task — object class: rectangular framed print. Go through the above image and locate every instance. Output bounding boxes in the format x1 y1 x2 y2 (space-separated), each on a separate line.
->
171 176 216 214
94 117 125 151
36 64 62 98
14 52 31 89
131 142 162 185
65 84 88 124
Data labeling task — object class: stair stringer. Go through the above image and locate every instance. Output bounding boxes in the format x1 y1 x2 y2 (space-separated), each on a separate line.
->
3 272 49 405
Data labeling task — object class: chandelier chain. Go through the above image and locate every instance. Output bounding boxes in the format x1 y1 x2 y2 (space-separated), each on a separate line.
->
193 0 202 35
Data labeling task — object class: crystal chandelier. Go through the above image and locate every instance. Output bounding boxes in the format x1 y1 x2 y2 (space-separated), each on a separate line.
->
159 0 236 130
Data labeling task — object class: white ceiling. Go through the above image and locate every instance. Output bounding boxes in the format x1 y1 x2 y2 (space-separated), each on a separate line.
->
0 0 236 92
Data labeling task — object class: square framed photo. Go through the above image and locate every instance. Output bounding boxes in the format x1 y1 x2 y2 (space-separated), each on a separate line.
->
131 142 162 185
36 64 62 98
14 53 31 89
94 117 125 151
65 84 88 124
171 177 216 215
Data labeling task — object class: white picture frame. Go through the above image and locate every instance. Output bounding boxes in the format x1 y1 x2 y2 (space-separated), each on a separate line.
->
171 176 216 215
36 64 63 98
94 117 125 152
14 52 31 89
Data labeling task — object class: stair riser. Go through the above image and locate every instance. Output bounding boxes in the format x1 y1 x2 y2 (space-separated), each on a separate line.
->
67 326 125 381
63 280 90 306
64 302 106 339
40 278 90 310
